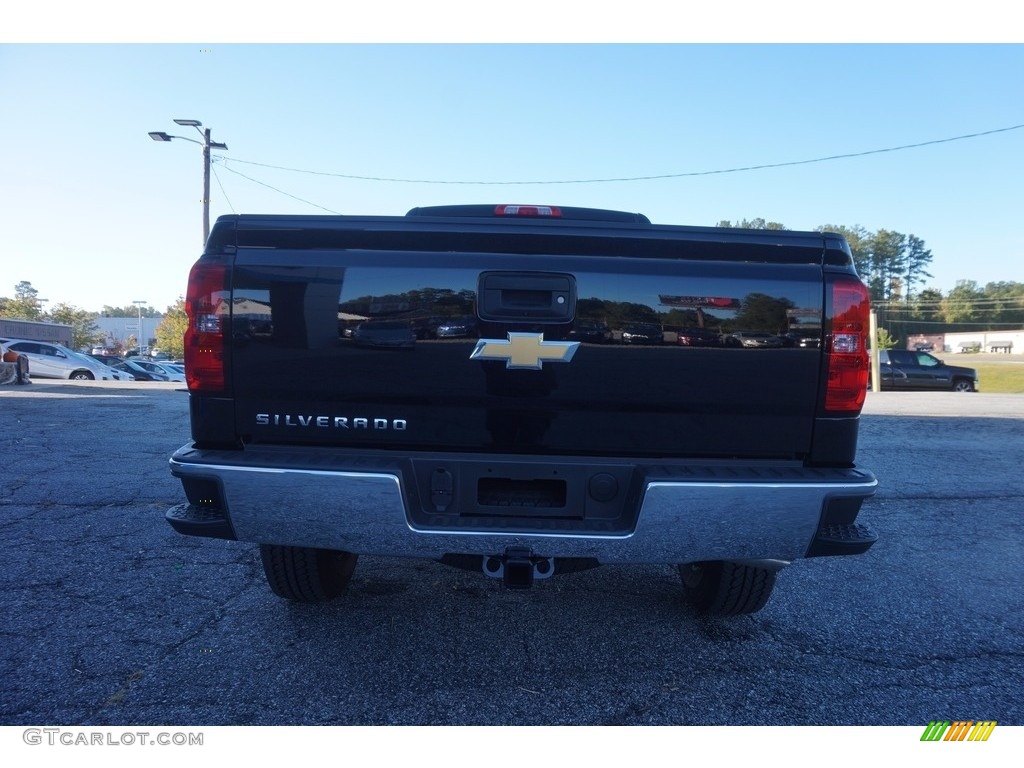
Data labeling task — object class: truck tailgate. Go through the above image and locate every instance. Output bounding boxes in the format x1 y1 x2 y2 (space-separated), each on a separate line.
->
229 247 825 460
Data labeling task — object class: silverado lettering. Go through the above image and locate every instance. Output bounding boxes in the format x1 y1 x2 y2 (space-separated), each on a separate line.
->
168 204 878 616
256 414 408 430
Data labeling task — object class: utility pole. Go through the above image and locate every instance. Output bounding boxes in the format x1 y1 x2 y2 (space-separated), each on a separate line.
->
149 120 228 246
869 309 880 393
202 127 212 244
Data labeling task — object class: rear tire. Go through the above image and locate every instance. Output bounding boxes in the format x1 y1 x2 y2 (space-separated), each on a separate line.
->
259 544 358 602
679 560 778 615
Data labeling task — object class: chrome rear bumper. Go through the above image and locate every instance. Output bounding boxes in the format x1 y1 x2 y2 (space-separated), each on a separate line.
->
169 444 877 564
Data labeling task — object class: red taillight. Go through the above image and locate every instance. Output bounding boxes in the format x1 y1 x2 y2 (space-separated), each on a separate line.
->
184 262 228 392
825 278 870 414
494 205 562 217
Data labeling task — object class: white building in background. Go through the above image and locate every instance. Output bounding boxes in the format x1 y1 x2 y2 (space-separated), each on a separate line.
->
912 329 1024 354
93 315 164 351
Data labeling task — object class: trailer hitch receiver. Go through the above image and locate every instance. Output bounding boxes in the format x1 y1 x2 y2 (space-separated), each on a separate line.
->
481 547 554 589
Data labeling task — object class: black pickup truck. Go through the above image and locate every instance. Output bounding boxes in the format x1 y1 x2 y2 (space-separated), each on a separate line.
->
167 204 878 615
878 349 978 392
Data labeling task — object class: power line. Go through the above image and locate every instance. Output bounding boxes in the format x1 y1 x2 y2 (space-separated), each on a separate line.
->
211 163 236 215
216 161 341 214
876 303 1024 309
878 298 1024 309
877 319 1024 327
215 122 1024 186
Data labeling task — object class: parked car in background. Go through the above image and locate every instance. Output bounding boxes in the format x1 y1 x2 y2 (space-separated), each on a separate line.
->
108 367 135 381
779 330 822 349
878 350 978 392
435 316 478 339
110 360 168 382
676 327 721 347
88 354 123 366
410 317 442 340
66 348 135 380
86 355 135 381
0 339 114 380
128 359 187 381
352 320 416 350
730 331 783 348
621 323 664 344
568 320 612 344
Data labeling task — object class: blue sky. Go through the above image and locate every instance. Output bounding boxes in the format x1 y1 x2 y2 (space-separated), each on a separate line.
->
1 40 1022 313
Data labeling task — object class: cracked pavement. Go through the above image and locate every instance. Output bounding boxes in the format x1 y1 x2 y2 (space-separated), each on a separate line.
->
1 383 1022 725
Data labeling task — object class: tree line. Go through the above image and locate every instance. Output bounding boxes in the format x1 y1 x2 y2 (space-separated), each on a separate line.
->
718 219 1023 331
876 280 1024 334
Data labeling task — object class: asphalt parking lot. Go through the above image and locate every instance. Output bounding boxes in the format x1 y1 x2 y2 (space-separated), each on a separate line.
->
1 381 1022 726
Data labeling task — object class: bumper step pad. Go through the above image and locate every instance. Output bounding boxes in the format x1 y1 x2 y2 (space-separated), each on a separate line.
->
165 502 236 540
806 522 877 557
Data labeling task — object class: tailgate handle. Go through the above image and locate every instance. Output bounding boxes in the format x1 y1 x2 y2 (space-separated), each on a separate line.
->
477 272 576 322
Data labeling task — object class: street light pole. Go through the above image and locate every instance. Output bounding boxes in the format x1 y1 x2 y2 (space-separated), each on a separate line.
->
148 120 228 246
203 128 212 245
133 300 146 355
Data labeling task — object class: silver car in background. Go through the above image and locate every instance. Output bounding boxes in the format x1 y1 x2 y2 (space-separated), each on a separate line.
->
0 339 115 380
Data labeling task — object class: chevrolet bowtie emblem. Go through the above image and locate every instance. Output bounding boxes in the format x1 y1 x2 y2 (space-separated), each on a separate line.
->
470 333 580 370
